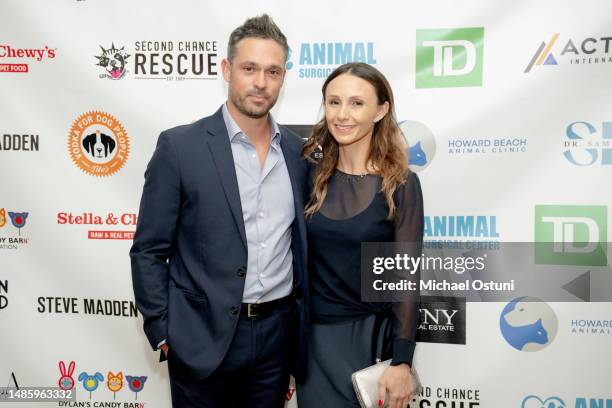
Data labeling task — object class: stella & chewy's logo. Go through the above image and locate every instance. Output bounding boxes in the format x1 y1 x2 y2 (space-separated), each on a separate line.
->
68 111 129 177
0 44 56 73
57 211 137 240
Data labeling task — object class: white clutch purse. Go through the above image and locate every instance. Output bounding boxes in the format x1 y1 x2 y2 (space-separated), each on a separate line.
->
351 359 422 408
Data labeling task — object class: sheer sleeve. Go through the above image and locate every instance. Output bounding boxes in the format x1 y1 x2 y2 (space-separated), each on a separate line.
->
390 171 424 366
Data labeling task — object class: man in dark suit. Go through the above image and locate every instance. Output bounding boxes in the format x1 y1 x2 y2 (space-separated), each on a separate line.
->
130 15 308 408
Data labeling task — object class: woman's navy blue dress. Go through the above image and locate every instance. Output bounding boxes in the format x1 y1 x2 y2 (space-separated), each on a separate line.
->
297 169 424 407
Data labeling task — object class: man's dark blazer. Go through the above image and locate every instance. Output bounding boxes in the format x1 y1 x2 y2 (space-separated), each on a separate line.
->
130 106 309 380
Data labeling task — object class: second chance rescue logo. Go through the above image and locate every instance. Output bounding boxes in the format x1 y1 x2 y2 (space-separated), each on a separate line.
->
68 111 130 177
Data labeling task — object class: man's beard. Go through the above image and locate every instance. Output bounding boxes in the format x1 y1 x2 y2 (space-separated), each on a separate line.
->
229 90 277 119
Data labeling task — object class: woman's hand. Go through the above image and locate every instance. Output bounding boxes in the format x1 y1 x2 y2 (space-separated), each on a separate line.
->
377 363 413 408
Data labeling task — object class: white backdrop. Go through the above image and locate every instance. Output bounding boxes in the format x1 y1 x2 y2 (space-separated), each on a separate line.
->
1 1 611 407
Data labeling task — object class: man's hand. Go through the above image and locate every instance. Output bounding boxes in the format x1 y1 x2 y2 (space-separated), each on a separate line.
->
160 344 169 357
377 363 413 408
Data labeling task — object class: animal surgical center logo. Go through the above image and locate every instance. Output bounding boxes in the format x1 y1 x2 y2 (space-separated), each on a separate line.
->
68 111 130 177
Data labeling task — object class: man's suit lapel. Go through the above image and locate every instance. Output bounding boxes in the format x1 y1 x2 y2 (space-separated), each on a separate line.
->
205 108 248 250
280 133 308 277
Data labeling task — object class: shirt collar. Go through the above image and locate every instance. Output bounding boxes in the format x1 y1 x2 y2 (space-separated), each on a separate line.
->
221 103 281 145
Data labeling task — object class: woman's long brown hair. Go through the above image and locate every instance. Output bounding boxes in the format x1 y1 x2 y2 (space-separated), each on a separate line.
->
303 63 408 219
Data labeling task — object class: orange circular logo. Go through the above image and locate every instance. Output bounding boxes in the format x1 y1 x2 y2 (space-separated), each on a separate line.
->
68 111 130 177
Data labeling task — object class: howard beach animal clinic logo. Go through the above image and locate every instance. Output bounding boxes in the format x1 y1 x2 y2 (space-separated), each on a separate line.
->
68 111 130 177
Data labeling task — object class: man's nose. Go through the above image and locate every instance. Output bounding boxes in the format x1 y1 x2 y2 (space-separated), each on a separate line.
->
253 70 266 89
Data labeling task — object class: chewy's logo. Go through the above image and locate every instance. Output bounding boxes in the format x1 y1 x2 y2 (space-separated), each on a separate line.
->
0 45 56 61
535 205 607 266
415 27 484 88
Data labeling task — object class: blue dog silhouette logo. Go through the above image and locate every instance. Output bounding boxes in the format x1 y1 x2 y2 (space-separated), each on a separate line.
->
409 141 427 166
521 395 565 408
398 120 436 172
285 47 293 70
500 297 558 352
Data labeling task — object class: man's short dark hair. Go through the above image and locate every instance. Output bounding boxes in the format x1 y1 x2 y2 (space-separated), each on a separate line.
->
227 14 289 62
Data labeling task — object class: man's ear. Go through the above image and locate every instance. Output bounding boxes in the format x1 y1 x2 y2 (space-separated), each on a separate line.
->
221 58 231 82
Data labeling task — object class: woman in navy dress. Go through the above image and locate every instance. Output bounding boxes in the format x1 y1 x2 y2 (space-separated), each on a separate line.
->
297 63 424 408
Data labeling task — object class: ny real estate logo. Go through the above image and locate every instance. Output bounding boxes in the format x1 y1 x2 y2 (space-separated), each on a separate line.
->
415 27 484 88
535 205 607 266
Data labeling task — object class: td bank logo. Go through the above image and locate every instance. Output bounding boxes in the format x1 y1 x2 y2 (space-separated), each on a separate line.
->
535 205 607 266
415 27 484 88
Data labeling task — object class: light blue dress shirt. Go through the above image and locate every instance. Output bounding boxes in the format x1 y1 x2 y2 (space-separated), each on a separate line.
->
222 103 295 303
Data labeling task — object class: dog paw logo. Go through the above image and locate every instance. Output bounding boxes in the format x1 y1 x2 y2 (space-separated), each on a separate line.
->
0 208 6 228
78 371 104 399
107 371 123 400
58 361 76 391
68 111 130 177
8 212 28 235
95 43 130 80
126 375 147 400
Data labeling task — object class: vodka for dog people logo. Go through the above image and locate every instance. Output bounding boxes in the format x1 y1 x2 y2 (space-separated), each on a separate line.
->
68 111 129 177
563 121 612 166
525 33 612 73
95 43 130 80
416 28 484 88
535 205 607 266
500 296 558 351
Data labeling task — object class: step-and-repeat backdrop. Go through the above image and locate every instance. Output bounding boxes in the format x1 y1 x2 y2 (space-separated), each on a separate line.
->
1 1 611 407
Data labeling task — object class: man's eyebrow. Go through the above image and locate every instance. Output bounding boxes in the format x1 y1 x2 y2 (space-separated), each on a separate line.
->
238 61 283 70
